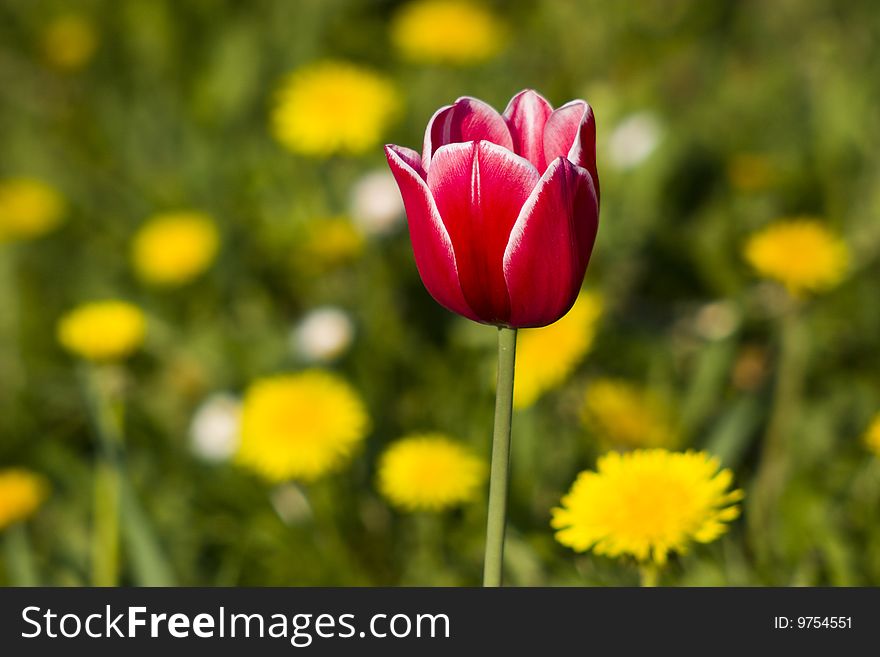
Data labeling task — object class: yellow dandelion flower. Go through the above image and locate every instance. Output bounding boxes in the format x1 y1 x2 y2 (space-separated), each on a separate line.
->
551 449 743 566
744 219 849 296
378 434 486 512
299 216 365 270
581 378 676 449
57 300 146 362
391 0 506 65
270 61 400 157
237 370 370 482
0 178 65 243
42 14 98 71
0 469 50 530
131 211 220 286
513 292 602 409
864 413 880 457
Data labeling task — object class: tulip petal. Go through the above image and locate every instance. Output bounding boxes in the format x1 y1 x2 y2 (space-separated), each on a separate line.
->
503 157 599 327
388 144 425 178
503 89 553 171
385 145 478 321
428 141 540 324
422 97 513 171
543 100 600 202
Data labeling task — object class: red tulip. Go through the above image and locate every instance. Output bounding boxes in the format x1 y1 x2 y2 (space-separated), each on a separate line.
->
385 90 600 328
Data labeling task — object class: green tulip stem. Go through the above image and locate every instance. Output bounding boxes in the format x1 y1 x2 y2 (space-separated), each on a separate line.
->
483 326 517 587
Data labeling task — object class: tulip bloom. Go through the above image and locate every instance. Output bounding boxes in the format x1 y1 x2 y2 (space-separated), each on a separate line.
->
385 89 599 328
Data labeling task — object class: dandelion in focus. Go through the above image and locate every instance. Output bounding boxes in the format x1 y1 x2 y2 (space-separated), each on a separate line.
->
271 61 399 157
0 469 50 530
513 292 602 409
237 370 370 482
57 300 146 362
551 449 743 566
291 306 355 363
350 170 404 236
391 0 505 65
42 14 98 71
744 219 848 297
378 434 486 512
131 211 219 286
581 378 676 449
0 178 65 243
864 414 880 457
189 394 241 463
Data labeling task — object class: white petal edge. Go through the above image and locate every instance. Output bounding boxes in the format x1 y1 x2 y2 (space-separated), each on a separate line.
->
501 157 597 275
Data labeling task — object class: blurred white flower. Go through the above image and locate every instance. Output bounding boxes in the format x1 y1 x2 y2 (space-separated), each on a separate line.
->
189 393 241 463
694 300 741 341
270 483 313 525
607 112 662 170
291 306 355 363
349 169 404 236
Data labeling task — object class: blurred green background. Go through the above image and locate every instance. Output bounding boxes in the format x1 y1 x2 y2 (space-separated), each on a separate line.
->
1 0 880 586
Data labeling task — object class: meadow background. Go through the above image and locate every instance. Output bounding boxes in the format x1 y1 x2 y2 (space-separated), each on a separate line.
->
2 0 880 586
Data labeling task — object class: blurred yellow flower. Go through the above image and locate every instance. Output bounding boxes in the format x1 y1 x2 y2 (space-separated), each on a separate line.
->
131 211 220 286
378 434 486 512
237 371 369 482
299 216 365 270
581 378 676 449
513 292 602 409
551 449 743 566
744 219 849 296
271 61 400 157
42 14 98 71
864 414 880 457
0 469 50 530
391 0 505 65
57 300 146 362
0 178 65 243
